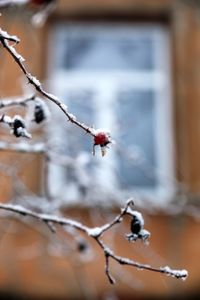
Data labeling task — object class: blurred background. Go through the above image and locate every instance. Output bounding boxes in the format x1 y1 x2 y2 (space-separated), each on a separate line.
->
0 0 200 299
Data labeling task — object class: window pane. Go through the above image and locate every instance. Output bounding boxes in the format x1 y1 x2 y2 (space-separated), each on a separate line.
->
59 28 154 71
115 90 157 188
64 89 95 157
50 24 173 201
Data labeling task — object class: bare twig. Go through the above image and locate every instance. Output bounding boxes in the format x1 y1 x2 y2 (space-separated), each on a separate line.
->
96 198 134 236
0 201 188 282
105 254 116 284
0 28 20 43
0 29 96 138
0 24 188 285
0 95 36 109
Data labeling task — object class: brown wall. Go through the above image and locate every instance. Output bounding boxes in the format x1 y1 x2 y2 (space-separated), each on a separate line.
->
1 0 200 299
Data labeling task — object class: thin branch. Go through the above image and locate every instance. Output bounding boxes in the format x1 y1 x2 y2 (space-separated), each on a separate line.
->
0 28 20 43
96 198 134 236
0 201 188 282
105 254 116 284
0 30 96 138
96 238 188 281
0 203 89 233
0 95 36 109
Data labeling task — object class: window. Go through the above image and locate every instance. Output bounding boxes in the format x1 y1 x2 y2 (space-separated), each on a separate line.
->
48 23 174 207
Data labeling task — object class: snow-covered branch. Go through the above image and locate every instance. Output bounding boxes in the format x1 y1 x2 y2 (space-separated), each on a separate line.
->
0 28 113 154
0 200 188 283
0 30 96 138
0 13 189 288
0 95 36 109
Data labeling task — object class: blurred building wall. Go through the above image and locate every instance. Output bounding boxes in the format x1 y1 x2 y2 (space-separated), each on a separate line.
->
1 0 200 299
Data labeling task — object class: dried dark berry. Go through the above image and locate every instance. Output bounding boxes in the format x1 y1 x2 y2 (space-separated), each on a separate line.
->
130 215 142 235
13 117 25 137
34 103 45 123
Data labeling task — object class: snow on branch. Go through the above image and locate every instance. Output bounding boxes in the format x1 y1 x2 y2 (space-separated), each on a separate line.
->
0 18 188 286
0 199 188 283
0 28 20 43
0 28 114 155
0 95 36 109
0 29 97 137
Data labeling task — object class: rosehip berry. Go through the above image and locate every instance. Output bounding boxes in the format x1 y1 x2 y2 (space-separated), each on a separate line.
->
94 132 110 147
93 130 111 156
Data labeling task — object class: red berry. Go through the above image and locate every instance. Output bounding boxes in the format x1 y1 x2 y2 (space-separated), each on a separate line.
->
94 132 110 147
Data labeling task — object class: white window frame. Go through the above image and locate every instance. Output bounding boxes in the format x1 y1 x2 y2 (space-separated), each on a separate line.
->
47 23 175 208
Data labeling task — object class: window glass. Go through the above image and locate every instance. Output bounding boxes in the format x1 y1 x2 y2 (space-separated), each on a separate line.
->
115 89 157 188
49 23 174 203
61 35 154 70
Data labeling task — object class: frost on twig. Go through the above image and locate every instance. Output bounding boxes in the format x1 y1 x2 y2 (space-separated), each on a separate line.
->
0 18 188 287
0 28 20 44
160 266 188 280
0 200 188 283
0 28 106 150
0 95 36 109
